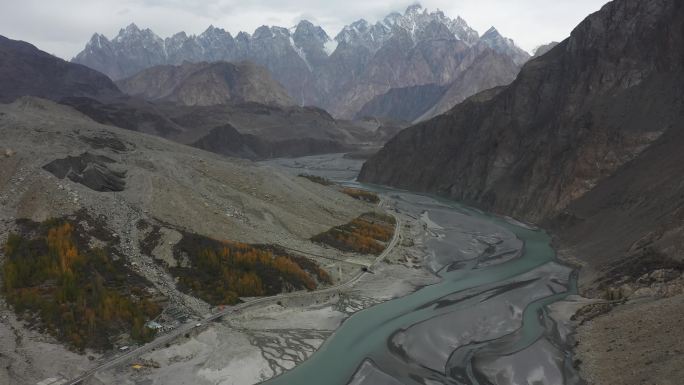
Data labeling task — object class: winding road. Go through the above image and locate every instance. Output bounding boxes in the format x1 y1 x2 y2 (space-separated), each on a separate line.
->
65 200 401 385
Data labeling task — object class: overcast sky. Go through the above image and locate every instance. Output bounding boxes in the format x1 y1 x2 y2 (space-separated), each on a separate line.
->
1 0 609 60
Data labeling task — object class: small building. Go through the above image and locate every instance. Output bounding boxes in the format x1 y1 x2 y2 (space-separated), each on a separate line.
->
145 321 163 330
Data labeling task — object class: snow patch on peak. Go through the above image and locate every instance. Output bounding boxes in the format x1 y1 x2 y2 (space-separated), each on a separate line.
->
405 3 423 15
289 35 312 71
86 33 109 50
324 39 338 56
383 12 402 27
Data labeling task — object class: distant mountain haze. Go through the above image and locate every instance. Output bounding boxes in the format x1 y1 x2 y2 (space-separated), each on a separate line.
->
0 33 397 161
72 4 530 119
115 61 296 107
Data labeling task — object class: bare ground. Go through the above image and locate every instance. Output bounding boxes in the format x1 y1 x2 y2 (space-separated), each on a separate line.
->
574 294 684 385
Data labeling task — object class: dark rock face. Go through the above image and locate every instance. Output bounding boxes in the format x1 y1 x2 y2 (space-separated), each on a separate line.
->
189 124 261 159
355 84 447 122
361 0 684 226
72 5 529 118
190 124 349 160
43 153 126 192
60 97 184 137
115 61 295 107
549 125 684 283
79 135 130 153
0 35 122 103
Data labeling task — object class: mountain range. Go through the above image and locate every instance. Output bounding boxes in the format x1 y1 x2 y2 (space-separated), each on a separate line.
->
0 34 404 160
72 4 529 120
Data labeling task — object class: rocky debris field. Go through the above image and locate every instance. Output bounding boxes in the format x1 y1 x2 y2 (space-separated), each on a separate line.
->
574 293 684 385
570 265 684 385
0 97 374 385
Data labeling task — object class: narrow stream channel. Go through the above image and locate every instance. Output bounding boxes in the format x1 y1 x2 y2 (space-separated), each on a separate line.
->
262 154 583 385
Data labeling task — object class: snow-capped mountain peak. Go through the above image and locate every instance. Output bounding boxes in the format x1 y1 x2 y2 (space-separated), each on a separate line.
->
73 5 531 111
405 3 424 16
124 23 140 34
482 26 502 38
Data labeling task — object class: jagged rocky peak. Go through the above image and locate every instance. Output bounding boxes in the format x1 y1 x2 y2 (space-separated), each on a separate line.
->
293 20 330 45
405 3 424 15
72 5 531 111
394 3 480 44
478 26 530 64
482 26 499 37
85 33 110 50
292 20 333 64
122 22 140 34
235 31 251 41
334 18 391 51
383 12 403 26
252 25 275 39
115 23 159 41
336 2 482 48
200 25 233 40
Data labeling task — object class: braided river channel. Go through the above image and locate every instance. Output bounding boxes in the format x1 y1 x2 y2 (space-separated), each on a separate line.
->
263 154 584 385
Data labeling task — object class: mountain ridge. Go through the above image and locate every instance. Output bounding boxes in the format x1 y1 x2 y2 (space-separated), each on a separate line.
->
0 35 122 104
72 4 530 119
115 61 295 107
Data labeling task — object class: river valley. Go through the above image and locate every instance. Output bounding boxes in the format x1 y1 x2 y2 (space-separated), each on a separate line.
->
80 153 586 385
263 154 585 385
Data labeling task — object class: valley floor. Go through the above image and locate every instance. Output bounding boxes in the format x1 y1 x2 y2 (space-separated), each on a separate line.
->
82 209 437 385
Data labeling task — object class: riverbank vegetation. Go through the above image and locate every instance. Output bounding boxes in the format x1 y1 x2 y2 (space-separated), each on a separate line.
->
2 219 161 351
298 173 333 186
171 233 332 306
311 212 395 255
341 188 380 203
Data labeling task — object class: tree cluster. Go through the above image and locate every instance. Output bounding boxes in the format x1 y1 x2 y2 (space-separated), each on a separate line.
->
172 235 331 306
311 212 395 255
341 188 380 203
2 221 161 351
299 174 334 186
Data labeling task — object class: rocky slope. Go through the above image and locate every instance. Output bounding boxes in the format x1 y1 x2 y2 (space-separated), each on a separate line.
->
60 97 357 160
354 84 447 122
72 4 529 118
0 97 376 384
361 0 684 381
0 97 368 249
0 35 122 103
115 61 295 107
361 0 683 223
417 48 520 121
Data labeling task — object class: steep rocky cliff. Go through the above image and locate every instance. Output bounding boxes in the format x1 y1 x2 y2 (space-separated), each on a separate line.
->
362 8 684 380
361 0 684 225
